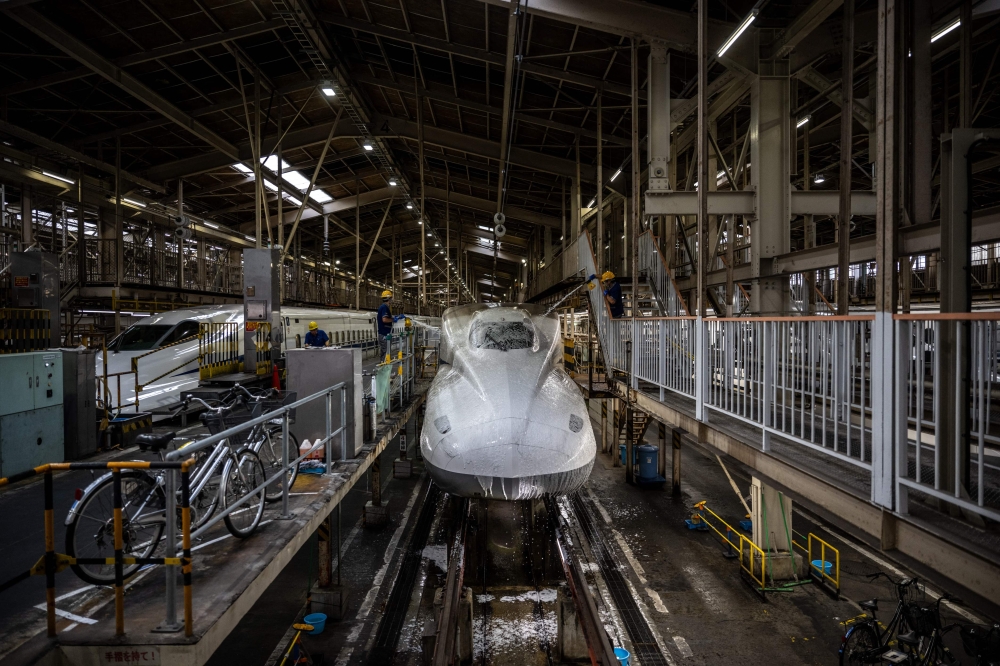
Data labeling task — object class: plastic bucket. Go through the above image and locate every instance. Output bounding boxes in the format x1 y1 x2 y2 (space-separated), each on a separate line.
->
619 444 627 466
614 647 631 665
811 559 833 576
303 613 327 635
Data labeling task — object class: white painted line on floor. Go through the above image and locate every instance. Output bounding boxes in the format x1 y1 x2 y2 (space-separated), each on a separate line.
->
611 528 648 586
32 605 97 625
586 486 614 525
645 587 668 614
334 647 353 665
826 525 985 624
355 481 423 620
346 622 364 643
63 622 78 632
264 621 299 666
673 635 694 658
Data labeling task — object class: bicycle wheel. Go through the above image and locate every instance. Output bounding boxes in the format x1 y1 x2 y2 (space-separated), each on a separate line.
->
840 623 881 666
220 449 266 538
66 471 165 585
260 425 300 502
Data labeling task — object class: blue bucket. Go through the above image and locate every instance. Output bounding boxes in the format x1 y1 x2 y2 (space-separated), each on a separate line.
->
811 559 833 576
614 647 631 665
303 613 327 635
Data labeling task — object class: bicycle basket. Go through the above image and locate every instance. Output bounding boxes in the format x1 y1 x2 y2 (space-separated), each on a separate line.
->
256 391 297 422
960 624 1000 659
903 604 938 636
203 403 263 448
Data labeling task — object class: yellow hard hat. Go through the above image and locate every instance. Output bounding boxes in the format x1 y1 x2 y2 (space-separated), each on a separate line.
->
308 321 318 330
601 271 615 281
381 289 393 299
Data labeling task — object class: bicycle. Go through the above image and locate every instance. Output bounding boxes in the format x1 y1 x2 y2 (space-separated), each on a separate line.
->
840 573 923 665
209 385 300 503
65 398 267 585
879 596 959 665
958 623 1000 665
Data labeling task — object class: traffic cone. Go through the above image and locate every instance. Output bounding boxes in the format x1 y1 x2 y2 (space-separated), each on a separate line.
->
272 363 281 389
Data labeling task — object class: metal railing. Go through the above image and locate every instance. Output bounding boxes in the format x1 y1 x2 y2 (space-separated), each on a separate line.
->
158 384 350 631
370 328 417 434
571 230 1000 527
896 313 1000 522
638 231 687 316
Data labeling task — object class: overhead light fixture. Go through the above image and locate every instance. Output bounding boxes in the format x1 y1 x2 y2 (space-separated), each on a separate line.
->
42 171 75 185
796 115 811 129
610 168 622 181
814 173 826 184
389 179 397 186
245 234 255 241
322 87 336 97
336 260 341 264
204 222 219 229
363 143 374 151
718 7 759 57
587 198 596 208
406 203 413 209
931 17 960 43
123 198 146 208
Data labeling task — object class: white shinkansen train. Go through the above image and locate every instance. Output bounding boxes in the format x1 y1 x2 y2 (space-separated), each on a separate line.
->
420 303 596 499
99 304 434 414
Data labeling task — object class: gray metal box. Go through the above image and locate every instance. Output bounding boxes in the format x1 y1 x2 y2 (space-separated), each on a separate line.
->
0 404 64 478
242 248 281 322
10 251 60 347
62 349 98 460
287 348 362 459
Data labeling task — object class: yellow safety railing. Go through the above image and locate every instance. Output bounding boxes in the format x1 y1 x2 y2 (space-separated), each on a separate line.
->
807 533 840 594
0 458 197 638
250 322 272 376
694 501 768 592
199 322 240 380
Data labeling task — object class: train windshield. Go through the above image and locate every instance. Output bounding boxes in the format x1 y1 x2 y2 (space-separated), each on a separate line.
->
469 321 534 351
112 325 172 351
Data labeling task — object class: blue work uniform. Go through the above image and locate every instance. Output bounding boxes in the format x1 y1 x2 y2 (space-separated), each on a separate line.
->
304 329 329 347
377 302 393 355
606 281 625 318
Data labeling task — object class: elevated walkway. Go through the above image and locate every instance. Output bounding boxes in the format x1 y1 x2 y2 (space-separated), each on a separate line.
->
1 382 429 666
548 230 1000 614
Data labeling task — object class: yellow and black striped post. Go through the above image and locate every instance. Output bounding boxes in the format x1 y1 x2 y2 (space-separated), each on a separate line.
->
181 467 193 637
112 470 125 636
44 471 56 637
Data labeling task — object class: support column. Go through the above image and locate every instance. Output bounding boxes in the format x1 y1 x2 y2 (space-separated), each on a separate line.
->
596 93 603 274
572 140 581 239
749 62 791 314
177 179 185 290
837 0 855 315
872 0 903 511
803 121 816 314
696 2 709 317
631 37 640 304
672 426 682 497
197 239 206 290
114 138 123 335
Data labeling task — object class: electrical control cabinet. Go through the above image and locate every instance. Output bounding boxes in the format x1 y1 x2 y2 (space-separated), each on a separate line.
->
0 352 65 477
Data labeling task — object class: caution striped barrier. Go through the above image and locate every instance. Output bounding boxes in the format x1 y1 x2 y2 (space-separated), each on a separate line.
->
0 308 51 354
563 337 576 376
199 322 240 380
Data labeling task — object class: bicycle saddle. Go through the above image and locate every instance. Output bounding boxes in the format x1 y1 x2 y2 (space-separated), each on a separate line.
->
897 631 919 648
136 432 176 452
860 599 879 611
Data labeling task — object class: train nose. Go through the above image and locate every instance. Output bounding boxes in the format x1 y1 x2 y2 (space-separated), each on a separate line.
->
423 417 594 499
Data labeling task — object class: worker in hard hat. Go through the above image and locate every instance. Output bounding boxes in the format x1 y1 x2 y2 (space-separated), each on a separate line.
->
600 271 625 318
303 321 330 347
377 290 395 356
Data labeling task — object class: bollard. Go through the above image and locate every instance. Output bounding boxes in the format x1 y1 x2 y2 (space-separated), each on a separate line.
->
180 466 193 637
155 469 183 632
43 471 56 637
326 390 334 473
281 411 291 519
112 470 125 636
672 427 683 497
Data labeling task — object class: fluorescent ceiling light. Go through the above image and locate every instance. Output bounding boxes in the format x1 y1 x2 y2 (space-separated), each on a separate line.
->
389 179 397 186
336 260 341 264
931 17 960 43
42 171 75 184
204 222 219 229
478 225 491 231
610 168 622 181
718 8 758 57
814 174 826 184
587 198 596 208
406 203 413 209
123 198 146 208
322 87 336 97
363 143 373 151
796 115 811 129
245 234 255 241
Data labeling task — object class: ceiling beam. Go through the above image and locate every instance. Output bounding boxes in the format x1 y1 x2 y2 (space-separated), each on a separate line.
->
424 186 561 228
5 6 240 161
317 12 640 99
0 19 286 97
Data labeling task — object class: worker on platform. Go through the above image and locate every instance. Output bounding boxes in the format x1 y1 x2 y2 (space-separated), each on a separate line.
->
598 271 625 318
377 290 396 356
304 321 330 347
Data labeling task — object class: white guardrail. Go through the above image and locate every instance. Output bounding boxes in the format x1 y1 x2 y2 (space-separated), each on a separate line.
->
571 231 1000 524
